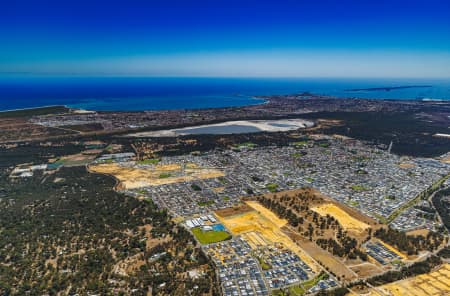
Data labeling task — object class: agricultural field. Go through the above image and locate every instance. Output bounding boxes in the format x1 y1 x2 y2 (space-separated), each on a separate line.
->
362 263 450 296
310 203 370 234
89 161 224 189
215 201 320 272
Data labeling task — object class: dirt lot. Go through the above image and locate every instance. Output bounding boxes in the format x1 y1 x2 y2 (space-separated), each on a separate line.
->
406 228 430 237
253 188 385 280
214 203 254 218
360 263 450 296
283 227 358 281
347 262 384 278
58 152 98 167
312 189 379 227
216 201 320 272
398 162 416 169
311 203 370 234
89 162 224 189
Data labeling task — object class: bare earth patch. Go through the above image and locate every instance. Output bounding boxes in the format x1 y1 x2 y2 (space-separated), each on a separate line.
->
311 203 370 234
89 162 224 189
216 201 320 272
361 263 450 296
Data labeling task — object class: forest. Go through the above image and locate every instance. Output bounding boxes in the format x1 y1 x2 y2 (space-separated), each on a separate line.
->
0 142 217 295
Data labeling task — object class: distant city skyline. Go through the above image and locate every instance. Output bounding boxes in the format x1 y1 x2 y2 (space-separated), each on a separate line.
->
1 0 449 78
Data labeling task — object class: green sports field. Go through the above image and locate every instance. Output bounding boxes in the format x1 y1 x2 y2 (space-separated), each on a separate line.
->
191 227 231 244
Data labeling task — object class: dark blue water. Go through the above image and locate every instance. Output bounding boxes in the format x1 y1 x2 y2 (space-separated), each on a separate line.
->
0 77 449 111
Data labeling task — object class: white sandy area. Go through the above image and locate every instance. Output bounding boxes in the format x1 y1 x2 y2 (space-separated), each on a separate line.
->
127 119 314 137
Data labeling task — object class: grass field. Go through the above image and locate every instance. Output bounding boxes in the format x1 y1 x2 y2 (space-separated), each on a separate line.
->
351 184 368 191
53 152 98 167
191 227 231 244
363 263 450 296
273 272 328 296
311 203 370 233
158 172 172 178
136 158 160 165
266 183 279 192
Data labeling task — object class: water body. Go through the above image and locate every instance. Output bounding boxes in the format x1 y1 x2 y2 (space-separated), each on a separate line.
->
0 77 449 111
175 124 261 135
212 224 226 231
129 119 313 137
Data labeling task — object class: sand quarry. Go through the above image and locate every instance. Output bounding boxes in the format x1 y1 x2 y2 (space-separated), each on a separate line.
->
89 162 224 189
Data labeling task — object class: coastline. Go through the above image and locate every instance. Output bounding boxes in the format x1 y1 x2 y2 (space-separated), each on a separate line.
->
0 104 68 113
65 95 267 112
1 77 449 112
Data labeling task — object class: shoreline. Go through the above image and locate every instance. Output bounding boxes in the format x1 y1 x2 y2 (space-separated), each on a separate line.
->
65 95 267 112
0 92 448 114
0 105 68 113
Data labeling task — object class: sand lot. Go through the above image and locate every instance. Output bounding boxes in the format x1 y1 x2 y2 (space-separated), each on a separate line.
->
89 162 224 189
362 263 450 296
216 201 319 272
311 203 370 233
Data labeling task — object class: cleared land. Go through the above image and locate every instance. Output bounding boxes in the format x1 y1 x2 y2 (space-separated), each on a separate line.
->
362 263 450 296
376 239 407 259
311 203 370 234
254 188 382 280
283 228 358 281
191 227 231 244
89 162 224 189
55 152 98 167
215 201 319 272
240 231 269 249
347 262 384 278
214 203 254 217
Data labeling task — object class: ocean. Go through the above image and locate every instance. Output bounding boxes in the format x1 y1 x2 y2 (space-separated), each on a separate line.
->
0 77 449 111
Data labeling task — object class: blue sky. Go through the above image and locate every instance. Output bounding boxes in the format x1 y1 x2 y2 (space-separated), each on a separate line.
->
1 0 449 77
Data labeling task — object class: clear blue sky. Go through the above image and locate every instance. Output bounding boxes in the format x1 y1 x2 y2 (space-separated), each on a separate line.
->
1 0 449 78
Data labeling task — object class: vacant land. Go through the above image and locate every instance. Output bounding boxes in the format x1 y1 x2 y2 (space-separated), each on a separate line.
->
192 227 231 244
55 152 98 167
283 227 358 281
376 239 407 259
246 200 287 227
214 203 254 217
89 162 224 189
348 262 384 278
215 201 319 272
311 203 370 234
254 188 383 280
241 231 269 249
362 263 450 296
